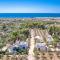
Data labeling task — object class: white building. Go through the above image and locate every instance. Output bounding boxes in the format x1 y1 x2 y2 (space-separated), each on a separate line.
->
35 43 48 51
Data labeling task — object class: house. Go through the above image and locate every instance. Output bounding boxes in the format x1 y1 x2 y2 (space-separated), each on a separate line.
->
35 36 44 43
35 43 48 51
18 41 28 49
8 41 28 53
47 35 53 44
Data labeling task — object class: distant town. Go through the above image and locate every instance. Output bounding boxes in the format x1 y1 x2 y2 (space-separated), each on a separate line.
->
0 18 60 60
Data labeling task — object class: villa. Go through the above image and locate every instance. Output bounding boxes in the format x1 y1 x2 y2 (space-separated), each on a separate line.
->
7 41 28 53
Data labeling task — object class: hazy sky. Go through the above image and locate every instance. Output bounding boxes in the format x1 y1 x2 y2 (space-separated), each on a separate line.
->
0 0 60 13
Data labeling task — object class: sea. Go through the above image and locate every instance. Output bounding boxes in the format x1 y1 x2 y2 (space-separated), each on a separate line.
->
0 13 60 18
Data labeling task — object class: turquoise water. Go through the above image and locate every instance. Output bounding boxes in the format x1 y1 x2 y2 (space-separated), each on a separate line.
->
0 13 60 18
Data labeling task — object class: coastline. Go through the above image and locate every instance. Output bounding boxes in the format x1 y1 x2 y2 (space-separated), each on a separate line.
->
0 13 60 18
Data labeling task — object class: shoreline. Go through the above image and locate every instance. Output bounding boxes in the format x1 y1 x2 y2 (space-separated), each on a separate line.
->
0 17 60 19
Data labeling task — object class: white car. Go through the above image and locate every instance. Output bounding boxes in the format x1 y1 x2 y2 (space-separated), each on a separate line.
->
50 48 55 52
2 46 8 52
55 48 60 51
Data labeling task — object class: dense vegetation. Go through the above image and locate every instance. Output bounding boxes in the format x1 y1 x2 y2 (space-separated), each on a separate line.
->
49 26 60 46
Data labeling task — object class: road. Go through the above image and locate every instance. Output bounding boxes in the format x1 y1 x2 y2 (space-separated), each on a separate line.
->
28 29 36 60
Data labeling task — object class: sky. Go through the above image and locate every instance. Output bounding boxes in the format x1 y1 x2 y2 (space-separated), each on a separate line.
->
0 0 60 13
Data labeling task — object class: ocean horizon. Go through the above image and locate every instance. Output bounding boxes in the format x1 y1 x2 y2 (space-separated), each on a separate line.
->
0 13 60 18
